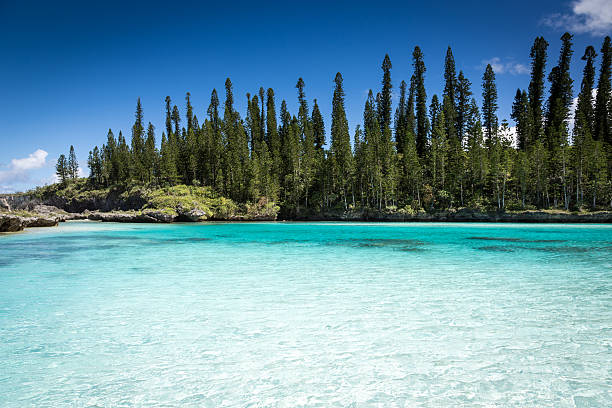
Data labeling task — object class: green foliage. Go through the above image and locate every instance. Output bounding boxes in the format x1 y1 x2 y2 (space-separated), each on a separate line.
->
56 154 68 185
594 36 611 144
412 46 429 157
145 185 237 218
528 36 549 144
51 38 611 216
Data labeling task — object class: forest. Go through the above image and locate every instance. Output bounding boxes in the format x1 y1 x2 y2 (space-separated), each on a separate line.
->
56 34 612 214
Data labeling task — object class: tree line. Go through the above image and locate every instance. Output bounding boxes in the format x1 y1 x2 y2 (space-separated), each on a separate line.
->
65 34 611 213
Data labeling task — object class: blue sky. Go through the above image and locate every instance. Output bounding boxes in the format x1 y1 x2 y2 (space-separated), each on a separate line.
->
0 0 610 192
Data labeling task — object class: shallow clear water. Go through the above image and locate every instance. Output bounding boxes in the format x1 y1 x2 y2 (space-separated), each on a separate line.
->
1 221 611 407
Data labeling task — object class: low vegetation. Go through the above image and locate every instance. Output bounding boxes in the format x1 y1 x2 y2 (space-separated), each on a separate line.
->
26 180 278 220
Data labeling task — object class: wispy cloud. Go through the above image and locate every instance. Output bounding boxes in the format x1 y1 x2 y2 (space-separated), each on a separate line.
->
543 0 612 36
481 57 529 75
0 149 48 186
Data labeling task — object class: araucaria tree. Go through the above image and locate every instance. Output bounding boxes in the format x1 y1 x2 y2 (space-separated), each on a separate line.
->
71 35 610 214
330 72 353 209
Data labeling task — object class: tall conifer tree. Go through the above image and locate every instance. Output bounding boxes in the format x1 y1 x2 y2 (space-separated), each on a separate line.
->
330 72 353 208
594 36 611 144
443 46 458 141
481 64 498 146
68 145 78 180
528 37 549 144
412 46 429 157
455 71 472 142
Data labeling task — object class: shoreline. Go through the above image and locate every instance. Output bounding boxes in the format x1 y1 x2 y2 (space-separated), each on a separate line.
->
3 187 612 233
3 208 612 233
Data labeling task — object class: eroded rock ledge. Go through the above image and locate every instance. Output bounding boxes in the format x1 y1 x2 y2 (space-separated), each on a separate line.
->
2 190 611 233
290 208 612 223
3 207 612 233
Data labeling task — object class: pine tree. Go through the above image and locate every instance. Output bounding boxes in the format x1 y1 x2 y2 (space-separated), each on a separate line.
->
511 89 531 150
103 129 118 185
398 77 422 208
185 92 194 135
56 154 68 185
165 96 173 139
159 132 177 185
445 94 465 205
87 146 103 186
353 124 366 203
395 80 408 154
330 72 353 209
116 131 130 183
413 46 429 157
266 89 282 191
259 87 266 140
284 116 302 208
528 36 549 144
545 33 574 209
430 101 449 206
585 137 608 208
205 89 222 190
311 98 327 208
364 90 383 208
93 146 102 185
222 78 251 201
296 78 316 208
130 98 146 182
144 122 157 183
545 32 574 151
68 145 79 180
247 92 275 200
575 46 598 138
312 99 325 150
378 54 393 131
247 93 264 153
406 76 416 140
465 99 487 200
481 64 498 147
594 36 611 144
443 46 458 141
377 54 397 207
170 104 183 180
455 71 472 143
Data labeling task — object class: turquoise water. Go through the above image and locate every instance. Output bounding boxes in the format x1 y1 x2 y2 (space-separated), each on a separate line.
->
1 221 611 407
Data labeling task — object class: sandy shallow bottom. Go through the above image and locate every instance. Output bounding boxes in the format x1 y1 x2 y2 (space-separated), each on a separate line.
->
1 221 611 407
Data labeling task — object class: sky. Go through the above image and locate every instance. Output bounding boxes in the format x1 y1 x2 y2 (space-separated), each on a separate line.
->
0 0 610 193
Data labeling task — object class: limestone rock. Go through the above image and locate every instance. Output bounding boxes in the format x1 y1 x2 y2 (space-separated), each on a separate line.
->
181 208 207 222
0 213 24 232
22 216 59 228
144 210 177 223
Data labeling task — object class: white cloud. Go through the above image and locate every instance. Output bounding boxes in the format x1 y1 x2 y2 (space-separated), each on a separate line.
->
0 149 48 185
10 149 48 172
543 0 612 36
481 57 529 75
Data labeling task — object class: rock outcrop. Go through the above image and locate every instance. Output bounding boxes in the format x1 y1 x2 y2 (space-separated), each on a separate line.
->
0 214 25 232
178 207 207 222
86 210 177 223
289 208 612 223
2 187 611 232
0 212 63 232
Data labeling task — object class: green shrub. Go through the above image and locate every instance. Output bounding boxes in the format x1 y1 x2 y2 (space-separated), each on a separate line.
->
145 185 241 218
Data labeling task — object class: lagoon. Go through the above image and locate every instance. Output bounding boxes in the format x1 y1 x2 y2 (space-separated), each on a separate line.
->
1 221 611 406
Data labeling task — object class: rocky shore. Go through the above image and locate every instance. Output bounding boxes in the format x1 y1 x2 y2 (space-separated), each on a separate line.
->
290 208 612 223
2 190 611 233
